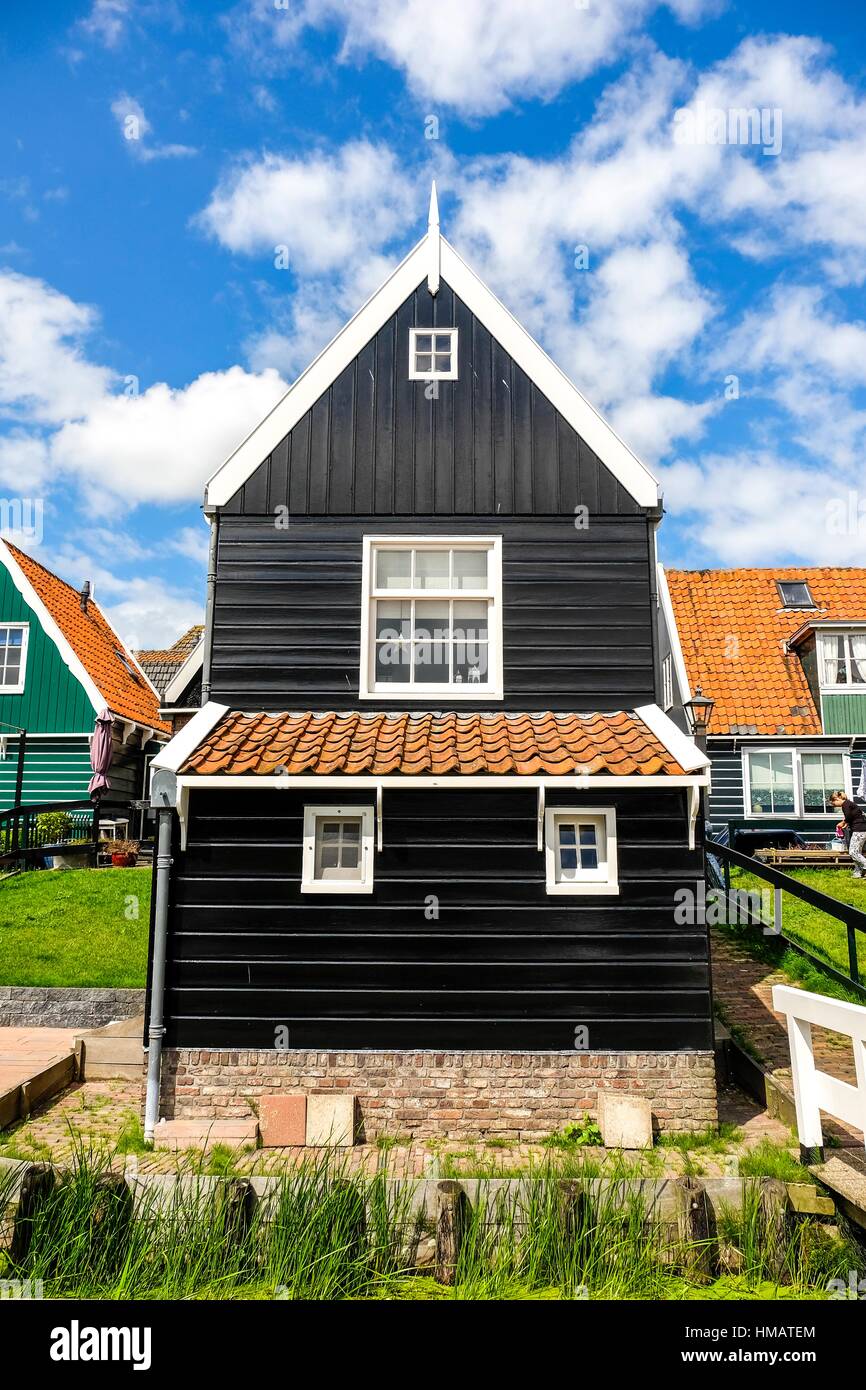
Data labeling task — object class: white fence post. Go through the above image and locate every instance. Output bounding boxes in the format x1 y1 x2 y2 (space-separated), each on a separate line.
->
772 984 866 1163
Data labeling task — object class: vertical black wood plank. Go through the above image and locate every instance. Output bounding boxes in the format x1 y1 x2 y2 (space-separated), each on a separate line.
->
452 293 474 513
531 385 558 513
267 434 289 515
288 413 311 514
354 339 376 514
492 338 514 515
578 437 600 515
557 416 579 516
394 294 417 513
329 360 356 512
511 361 533 513
308 391 331 512
373 318 396 513
472 316 494 513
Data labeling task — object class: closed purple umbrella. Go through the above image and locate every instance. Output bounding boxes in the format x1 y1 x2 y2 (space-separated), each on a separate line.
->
88 708 114 800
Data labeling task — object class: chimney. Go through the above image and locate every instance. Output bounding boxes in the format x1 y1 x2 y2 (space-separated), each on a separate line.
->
79 580 91 614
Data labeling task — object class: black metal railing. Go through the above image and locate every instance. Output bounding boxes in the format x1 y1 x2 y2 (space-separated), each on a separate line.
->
0 798 136 866
707 838 866 997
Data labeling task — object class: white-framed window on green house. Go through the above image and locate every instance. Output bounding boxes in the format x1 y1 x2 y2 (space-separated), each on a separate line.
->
359 537 503 700
301 805 375 894
0 623 28 694
743 748 850 817
818 631 866 687
544 807 619 897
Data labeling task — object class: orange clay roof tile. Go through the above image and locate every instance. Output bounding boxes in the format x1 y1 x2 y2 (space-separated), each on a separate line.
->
5 541 169 733
666 566 866 736
181 709 685 778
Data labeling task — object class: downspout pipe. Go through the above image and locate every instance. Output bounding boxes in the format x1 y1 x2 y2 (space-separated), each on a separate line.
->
200 510 218 704
144 768 176 1142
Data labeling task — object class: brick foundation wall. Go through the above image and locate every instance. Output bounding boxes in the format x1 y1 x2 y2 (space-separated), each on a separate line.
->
157 1049 718 1139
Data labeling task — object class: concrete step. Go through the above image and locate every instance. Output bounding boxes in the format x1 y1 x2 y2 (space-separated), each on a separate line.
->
75 1015 144 1081
153 1118 259 1152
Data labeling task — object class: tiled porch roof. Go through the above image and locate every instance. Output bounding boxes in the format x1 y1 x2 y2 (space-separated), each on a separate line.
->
181 709 687 777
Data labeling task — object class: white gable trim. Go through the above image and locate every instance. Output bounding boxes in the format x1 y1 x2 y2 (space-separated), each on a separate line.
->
205 234 660 510
162 638 204 705
0 539 103 715
657 564 692 706
151 700 229 773
634 702 710 773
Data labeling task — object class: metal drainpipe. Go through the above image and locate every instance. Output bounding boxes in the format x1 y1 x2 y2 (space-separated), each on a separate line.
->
200 510 218 704
144 771 176 1141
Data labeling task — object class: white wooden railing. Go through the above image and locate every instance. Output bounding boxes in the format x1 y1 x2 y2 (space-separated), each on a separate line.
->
772 984 866 1157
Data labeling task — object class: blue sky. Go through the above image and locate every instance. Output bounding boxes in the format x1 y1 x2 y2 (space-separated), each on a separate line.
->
1 0 865 647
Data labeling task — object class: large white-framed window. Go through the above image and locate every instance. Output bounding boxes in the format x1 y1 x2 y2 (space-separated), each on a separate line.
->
408 327 458 380
817 630 866 688
743 748 851 817
0 623 28 694
359 536 503 700
301 805 375 894
544 806 619 896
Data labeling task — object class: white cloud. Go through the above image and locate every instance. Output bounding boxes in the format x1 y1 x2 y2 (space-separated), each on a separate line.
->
0 271 113 426
226 0 719 116
662 451 866 566
79 0 132 48
717 285 866 387
0 269 286 510
111 94 197 162
102 579 204 651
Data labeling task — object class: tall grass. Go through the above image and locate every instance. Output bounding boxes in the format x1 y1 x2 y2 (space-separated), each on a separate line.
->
0 1146 858 1301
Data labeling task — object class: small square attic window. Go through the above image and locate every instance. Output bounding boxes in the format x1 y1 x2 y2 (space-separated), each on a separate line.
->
777 580 815 609
409 328 457 380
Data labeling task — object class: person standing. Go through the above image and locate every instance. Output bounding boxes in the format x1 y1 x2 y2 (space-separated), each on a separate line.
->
830 791 866 878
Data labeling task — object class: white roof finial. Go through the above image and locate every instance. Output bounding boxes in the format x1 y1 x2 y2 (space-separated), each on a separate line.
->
426 180 440 296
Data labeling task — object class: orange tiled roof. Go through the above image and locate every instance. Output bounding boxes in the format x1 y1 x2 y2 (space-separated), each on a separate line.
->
666 566 866 737
136 624 204 665
5 542 170 734
182 709 685 777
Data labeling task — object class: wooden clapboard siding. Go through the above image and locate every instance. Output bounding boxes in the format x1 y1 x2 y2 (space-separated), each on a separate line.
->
209 515 656 712
162 786 711 1050
0 564 94 733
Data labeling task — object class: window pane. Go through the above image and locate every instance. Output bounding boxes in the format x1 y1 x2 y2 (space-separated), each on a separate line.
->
375 642 409 683
454 642 487 684
376 601 411 641
319 844 339 869
376 550 411 590
453 551 487 590
341 844 359 869
414 550 450 589
342 821 360 843
453 600 488 636
413 602 450 641
579 825 597 847
415 353 432 374
415 334 433 353
6 629 23 648
559 824 576 846
434 353 451 372
559 847 578 872
321 822 341 842
849 635 866 684
413 604 450 683
434 334 452 353
580 847 599 870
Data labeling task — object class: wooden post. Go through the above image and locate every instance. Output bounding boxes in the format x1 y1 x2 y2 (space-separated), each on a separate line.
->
220 1178 256 1244
847 924 860 986
435 1180 467 1286
9 1162 56 1264
760 1178 792 1283
672 1175 714 1283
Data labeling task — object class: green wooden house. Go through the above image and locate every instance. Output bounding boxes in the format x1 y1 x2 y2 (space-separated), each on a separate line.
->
0 539 168 812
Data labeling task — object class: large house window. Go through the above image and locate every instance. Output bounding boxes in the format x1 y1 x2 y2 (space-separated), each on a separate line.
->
409 328 458 380
301 805 374 894
544 807 619 896
360 537 502 700
818 631 866 687
0 623 28 694
744 749 849 817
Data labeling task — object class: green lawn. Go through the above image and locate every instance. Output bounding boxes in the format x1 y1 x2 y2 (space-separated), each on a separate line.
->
0 868 150 987
730 864 866 983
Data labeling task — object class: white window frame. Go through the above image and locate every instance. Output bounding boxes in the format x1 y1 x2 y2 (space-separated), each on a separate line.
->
301 804 375 894
817 629 866 691
777 580 815 610
408 327 458 380
544 806 619 896
662 654 674 711
359 535 503 701
741 747 852 819
0 622 29 695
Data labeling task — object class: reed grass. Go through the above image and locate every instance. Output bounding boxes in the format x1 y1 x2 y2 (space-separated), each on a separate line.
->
0 1144 858 1301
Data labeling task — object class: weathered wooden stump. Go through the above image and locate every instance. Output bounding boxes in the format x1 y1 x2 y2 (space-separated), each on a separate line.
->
672 1175 714 1283
759 1178 793 1284
219 1178 256 1244
435 1180 468 1286
10 1163 56 1265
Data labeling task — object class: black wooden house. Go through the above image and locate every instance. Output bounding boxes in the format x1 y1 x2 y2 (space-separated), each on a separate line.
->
145 191 716 1142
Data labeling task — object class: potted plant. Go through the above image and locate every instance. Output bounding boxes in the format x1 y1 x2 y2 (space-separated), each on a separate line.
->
106 838 139 868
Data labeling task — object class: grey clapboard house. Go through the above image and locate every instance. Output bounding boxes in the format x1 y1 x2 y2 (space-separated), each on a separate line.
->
143 191 717 1141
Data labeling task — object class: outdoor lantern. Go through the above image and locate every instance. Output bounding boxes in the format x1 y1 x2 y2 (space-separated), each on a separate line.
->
684 685 715 736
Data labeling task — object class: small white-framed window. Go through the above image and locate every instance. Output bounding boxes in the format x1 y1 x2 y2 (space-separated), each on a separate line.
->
743 748 851 817
544 806 619 896
0 623 28 694
301 805 375 894
409 327 458 380
662 654 674 711
359 536 503 700
818 630 866 688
